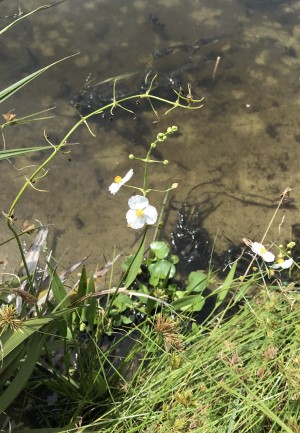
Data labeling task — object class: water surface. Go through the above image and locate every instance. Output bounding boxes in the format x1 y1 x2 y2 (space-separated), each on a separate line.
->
1 0 300 273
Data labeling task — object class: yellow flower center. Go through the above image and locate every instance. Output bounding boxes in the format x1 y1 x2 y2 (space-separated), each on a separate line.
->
277 258 284 264
135 209 144 217
260 246 266 254
114 175 122 184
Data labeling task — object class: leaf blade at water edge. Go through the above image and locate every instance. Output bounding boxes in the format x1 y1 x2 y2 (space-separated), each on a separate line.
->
172 293 205 312
0 53 78 104
124 230 147 289
0 143 70 160
215 260 237 310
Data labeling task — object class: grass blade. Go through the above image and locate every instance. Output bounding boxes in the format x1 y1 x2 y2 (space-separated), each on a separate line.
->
0 53 77 104
215 260 237 309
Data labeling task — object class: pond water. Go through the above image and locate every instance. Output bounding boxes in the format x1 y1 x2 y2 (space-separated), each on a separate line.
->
1 0 300 275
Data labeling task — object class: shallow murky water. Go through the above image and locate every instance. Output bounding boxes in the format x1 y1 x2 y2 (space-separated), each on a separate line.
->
1 0 300 274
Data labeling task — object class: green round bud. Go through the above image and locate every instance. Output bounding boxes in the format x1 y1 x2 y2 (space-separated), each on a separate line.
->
151 142 156 148
157 133 165 141
129 154 134 159
163 160 169 165
171 125 178 132
162 135 167 141
167 127 173 134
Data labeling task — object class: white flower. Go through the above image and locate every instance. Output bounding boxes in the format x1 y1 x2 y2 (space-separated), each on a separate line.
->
273 257 294 270
109 169 133 195
126 195 158 229
251 242 275 262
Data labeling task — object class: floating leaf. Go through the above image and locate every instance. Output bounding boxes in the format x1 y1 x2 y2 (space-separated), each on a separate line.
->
150 241 170 259
186 271 208 293
149 259 176 281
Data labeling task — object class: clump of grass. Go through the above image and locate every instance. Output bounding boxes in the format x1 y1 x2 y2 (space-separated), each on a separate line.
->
87 283 300 433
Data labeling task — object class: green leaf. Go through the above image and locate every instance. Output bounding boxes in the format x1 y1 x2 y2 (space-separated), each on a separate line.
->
0 332 46 412
149 259 176 281
90 371 107 398
172 292 205 312
0 54 77 104
215 261 237 309
49 266 71 311
0 317 53 361
77 265 87 300
149 275 160 287
113 293 131 312
122 314 135 324
150 241 170 259
85 273 97 329
124 230 146 288
0 6 50 36
112 313 122 327
186 271 208 293
73 267 88 331
146 297 157 313
0 145 54 160
170 254 179 265
121 255 134 272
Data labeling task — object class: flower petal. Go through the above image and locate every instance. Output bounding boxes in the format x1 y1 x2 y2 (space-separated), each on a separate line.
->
280 258 293 269
109 182 120 195
143 205 158 225
261 251 275 262
122 168 134 183
126 209 145 229
109 169 134 195
128 195 149 210
251 242 274 262
251 242 265 256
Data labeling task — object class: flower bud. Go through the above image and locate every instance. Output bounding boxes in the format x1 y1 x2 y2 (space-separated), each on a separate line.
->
171 125 178 132
157 133 165 141
172 183 178 189
287 241 296 249
167 127 173 134
163 160 169 165
129 154 134 159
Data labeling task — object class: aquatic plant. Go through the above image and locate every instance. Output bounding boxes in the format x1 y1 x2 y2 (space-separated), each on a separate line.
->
0 40 204 430
1 5 300 433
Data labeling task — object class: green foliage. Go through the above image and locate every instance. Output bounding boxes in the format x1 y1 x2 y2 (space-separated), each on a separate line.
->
85 288 300 433
215 260 237 309
114 241 214 321
1 8 279 431
124 229 147 288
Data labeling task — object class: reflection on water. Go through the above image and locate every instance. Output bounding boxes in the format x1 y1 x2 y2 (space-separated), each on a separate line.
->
1 0 300 273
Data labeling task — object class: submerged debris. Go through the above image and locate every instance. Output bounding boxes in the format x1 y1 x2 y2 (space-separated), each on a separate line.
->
70 68 185 114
